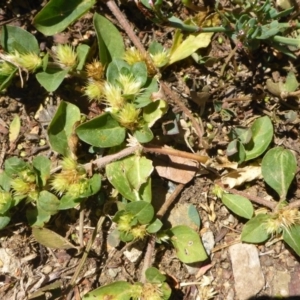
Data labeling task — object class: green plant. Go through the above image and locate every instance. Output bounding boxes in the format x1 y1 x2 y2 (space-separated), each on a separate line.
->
226 116 274 163
215 146 300 255
137 0 300 59
82 267 172 300
0 156 100 228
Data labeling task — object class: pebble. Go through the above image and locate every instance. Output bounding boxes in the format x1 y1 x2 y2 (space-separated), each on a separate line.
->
229 243 265 300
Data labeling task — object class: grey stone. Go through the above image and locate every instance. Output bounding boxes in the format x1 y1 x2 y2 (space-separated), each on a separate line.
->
229 243 265 300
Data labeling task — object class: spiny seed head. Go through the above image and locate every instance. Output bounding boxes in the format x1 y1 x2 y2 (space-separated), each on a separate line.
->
54 44 77 68
123 47 145 65
117 103 140 130
130 224 148 240
85 60 105 81
11 178 36 198
117 73 142 96
2 51 42 72
150 49 170 68
51 158 87 196
104 82 125 111
84 80 104 102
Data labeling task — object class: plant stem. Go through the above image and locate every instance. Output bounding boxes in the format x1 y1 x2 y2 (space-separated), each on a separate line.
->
105 0 158 73
143 145 209 163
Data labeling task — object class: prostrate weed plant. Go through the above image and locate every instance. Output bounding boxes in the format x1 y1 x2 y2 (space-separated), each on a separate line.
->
0 0 300 299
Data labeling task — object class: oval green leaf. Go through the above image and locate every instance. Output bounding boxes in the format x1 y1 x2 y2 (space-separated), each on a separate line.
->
146 218 163 233
245 116 273 161
106 155 153 202
48 101 81 156
32 227 76 249
76 113 126 148
145 267 166 283
262 147 297 200
283 225 300 256
126 201 154 224
36 69 69 92
170 225 208 263
221 193 254 219
83 281 134 300
33 0 96 36
0 25 39 53
241 214 270 243
38 191 60 214
93 13 125 62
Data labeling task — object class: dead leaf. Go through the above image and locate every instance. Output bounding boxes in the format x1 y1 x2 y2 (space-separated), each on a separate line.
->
221 165 262 188
9 115 20 144
155 154 198 184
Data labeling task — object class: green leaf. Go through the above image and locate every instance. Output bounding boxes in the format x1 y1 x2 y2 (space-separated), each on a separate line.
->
4 157 29 177
170 225 208 263
93 13 125 62
82 281 134 300
32 227 76 249
146 218 163 233
0 214 10 229
283 72 298 93
131 62 148 87
58 195 81 210
36 68 69 92
48 101 81 156
0 25 39 54
27 206 51 227
0 172 11 192
148 41 164 55
143 100 168 127
33 0 96 36
245 116 273 161
126 201 154 224
241 214 270 243
134 77 158 108
76 44 90 71
106 59 130 85
76 113 126 148
0 191 12 214
221 193 253 219
258 20 280 39
37 191 60 214
262 147 297 200
106 155 153 202
133 125 154 143
187 204 201 228
145 267 166 283
168 30 214 66
32 156 51 187
0 69 17 92
283 225 300 256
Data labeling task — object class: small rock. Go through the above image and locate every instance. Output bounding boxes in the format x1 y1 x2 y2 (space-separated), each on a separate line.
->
229 243 265 300
42 265 52 274
202 231 215 255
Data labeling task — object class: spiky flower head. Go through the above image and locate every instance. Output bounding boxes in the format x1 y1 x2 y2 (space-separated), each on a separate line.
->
150 49 170 68
84 80 104 102
117 213 134 232
123 47 145 65
117 73 142 96
10 169 38 200
130 224 148 240
264 208 300 235
3 51 42 72
86 60 105 81
103 82 125 111
117 103 140 130
51 157 87 197
54 44 78 69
